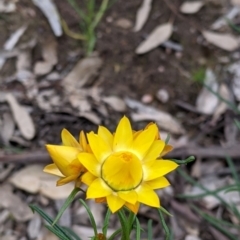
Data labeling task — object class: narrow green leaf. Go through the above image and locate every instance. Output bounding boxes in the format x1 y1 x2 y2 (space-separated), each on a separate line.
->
117 209 129 240
147 220 153 240
165 133 170 144
102 208 111 236
234 119 240 130
191 205 237 240
171 156 195 165
226 156 240 185
62 227 82 240
159 207 172 217
135 218 141 240
79 199 98 236
53 187 80 226
45 225 71 240
178 184 237 199
108 228 122 240
29 205 72 239
158 209 170 240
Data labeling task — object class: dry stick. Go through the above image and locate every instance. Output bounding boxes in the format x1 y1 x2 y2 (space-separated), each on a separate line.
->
0 144 240 164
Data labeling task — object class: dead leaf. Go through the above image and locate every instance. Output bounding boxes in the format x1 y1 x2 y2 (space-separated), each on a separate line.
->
34 38 58 75
5 93 35 140
202 30 239 51
228 61 240 101
62 56 103 93
16 70 38 99
231 0 240 6
211 7 240 30
134 0 152 32
0 26 27 70
0 0 16 13
102 96 126 112
79 112 101 125
180 1 204 14
125 97 185 134
10 165 74 199
196 68 219 115
32 0 62 37
0 184 33 222
211 84 231 123
136 22 173 54
0 112 15 145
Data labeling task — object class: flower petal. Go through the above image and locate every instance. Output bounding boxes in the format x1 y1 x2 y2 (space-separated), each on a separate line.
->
143 140 165 163
87 132 112 163
113 116 133 151
43 163 64 177
160 144 173 157
78 152 100 177
146 177 170 189
61 129 81 149
118 190 138 204
143 160 178 181
46 145 80 176
107 194 125 213
136 183 160 208
57 175 78 186
87 178 112 199
79 131 88 151
98 126 113 149
124 201 140 214
131 124 157 159
82 171 97 186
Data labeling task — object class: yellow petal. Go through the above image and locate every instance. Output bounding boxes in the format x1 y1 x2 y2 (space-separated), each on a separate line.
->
146 177 170 189
79 131 88 151
143 140 165 163
57 175 78 186
87 178 112 199
78 152 101 177
82 172 97 186
118 190 138 204
136 183 160 208
160 144 173 157
61 129 81 149
46 145 80 176
98 126 113 149
131 124 157 159
87 132 112 163
43 163 64 177
143 160 178 181
113 116 133 151
125 202 139 214
107 194 125 213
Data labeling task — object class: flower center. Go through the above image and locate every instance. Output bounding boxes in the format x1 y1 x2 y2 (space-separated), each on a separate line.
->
101 151 143 191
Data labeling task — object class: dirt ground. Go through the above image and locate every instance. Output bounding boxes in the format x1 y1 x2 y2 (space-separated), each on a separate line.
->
0 0 240 239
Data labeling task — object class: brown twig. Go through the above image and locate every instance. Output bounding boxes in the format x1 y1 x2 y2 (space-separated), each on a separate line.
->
0 144 240 164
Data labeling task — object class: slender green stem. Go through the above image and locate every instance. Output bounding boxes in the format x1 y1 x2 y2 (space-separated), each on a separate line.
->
91 0 109 30
117 210 129 240
158 209 170 240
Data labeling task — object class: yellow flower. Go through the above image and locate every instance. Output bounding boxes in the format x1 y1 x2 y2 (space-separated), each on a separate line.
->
78 116 178 213
44 128 89 186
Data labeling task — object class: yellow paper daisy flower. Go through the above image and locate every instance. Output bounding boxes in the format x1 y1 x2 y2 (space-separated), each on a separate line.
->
78 116 178 213
44 128 89 186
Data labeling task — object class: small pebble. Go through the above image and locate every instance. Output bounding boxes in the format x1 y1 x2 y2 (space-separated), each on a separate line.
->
156 89 169 103
115 18 133 29
141 94 153 104
158 66 165 73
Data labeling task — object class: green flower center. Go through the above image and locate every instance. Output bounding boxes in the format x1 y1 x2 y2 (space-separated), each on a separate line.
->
101 151 143 191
